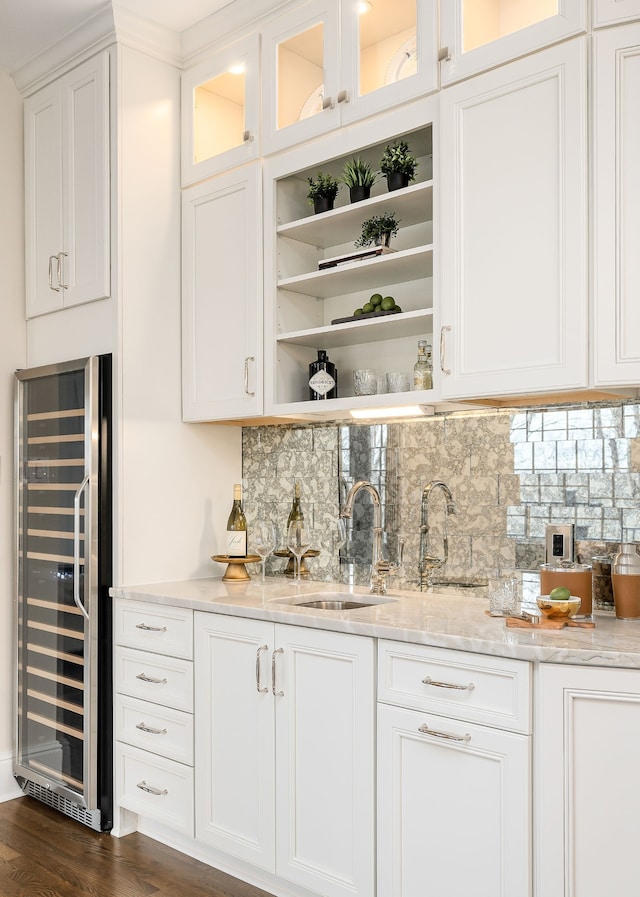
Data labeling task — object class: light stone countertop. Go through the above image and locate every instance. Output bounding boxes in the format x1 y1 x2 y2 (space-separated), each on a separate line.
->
110 576 640 670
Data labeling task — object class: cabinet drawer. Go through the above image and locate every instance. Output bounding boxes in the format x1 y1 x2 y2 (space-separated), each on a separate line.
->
115 647 193 712
116 743 194 836
115 694 193 765
115 600 193 659
378 641 531 734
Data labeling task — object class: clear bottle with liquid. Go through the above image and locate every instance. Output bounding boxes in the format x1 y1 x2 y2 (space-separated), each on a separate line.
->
226 483 247 556
413 340 433 390
287 482 304 528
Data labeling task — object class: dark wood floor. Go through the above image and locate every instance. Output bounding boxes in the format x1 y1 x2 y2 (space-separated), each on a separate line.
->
0 797 275 897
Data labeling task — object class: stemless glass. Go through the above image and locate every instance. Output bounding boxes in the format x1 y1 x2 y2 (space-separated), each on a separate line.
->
252 522 277 583
287 520 313 582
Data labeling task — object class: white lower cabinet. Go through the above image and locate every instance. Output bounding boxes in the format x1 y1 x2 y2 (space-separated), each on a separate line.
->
377 641 532 897
194 612 375 897
535 663 640 897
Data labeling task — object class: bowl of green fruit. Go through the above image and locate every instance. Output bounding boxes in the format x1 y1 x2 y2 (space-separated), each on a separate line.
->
334 292 402 325
536 587 581 620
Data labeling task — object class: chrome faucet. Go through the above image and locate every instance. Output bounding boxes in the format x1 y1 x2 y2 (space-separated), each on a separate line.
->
419 480 457 589
340 480 401 595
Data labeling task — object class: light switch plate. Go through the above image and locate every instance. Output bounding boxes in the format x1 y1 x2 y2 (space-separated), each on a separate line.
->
545 524 575 564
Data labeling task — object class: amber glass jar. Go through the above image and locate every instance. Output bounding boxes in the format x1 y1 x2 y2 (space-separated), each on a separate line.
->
540 561 593 620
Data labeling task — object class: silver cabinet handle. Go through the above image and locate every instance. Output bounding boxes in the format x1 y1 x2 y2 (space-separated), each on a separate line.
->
243 129 254 142
418 723 471 743
57 251 68 290
422 676 475 692
136 780 168 796
48 255 61 291
244 355 255 396
271 647 284 697
440 325 452 375
322 95 335 110
438 46 451 63
256 644 269 694
73 474 90 621
136 722 167 735
135 623 167 632
337 89 349 104
136 673 167 684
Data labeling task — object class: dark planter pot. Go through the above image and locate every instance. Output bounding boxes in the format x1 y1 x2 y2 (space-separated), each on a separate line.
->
313 195 335 214
373 232 392 249
349 185 371 203
386 172 410 192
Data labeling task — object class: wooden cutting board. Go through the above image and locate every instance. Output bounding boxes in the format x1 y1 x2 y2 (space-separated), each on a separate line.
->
505 615 595 630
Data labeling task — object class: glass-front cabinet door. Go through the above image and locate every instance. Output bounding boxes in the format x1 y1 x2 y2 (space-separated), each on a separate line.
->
181 34 260 186
440 0 586 85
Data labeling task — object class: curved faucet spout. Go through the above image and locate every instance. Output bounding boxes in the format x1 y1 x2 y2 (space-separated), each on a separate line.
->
341 480 396 594
419 480 457 589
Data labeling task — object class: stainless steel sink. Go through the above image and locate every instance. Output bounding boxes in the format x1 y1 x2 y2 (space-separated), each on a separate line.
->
275 591 397 610
296 599 376 610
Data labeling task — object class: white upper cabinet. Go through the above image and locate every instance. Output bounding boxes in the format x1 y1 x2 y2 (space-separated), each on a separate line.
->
593 23 640 387
439 38 588 400
594 0 640 26
181 34 260 186
261 0 437 154
24 52 110 318
440 0 586 85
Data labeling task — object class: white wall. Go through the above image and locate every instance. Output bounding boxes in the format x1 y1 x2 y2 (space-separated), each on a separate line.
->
0 70 26 799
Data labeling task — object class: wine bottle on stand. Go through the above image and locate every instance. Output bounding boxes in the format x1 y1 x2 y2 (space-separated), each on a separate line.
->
226 483 247 557
287 482 304 528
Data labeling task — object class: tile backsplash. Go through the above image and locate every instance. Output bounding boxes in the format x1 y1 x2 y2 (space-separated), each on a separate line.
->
242 401 640 595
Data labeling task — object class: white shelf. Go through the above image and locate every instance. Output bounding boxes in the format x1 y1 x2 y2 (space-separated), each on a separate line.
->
278 245 433 298
278 181 434 248
269 388 437 418
277 308 433 349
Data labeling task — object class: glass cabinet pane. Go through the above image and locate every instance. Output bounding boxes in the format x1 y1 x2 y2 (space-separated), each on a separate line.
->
358 0 417 97
193 68 247 165
463 0 558 52
277 22 325 130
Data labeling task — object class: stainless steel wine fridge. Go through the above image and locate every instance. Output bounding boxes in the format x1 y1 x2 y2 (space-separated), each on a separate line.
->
14 355 113 831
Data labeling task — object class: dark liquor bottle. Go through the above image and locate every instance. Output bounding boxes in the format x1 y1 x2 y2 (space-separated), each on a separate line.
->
309 349 337 400
226 483 247 556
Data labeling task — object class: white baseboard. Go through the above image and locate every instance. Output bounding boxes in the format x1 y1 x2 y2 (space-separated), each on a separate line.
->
0 752 24 803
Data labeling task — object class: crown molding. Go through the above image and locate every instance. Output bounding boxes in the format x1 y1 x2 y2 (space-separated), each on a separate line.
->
181 0 290 65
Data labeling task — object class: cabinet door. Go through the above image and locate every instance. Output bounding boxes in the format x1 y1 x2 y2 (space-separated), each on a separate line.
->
275 625 375 897
181 34 260 186
440 0 586 85
594 0 640 26
439 39 587 400
194 613 275 871
182 163 262 421
536 664 640 897
593 24 640 386
378 703 531 897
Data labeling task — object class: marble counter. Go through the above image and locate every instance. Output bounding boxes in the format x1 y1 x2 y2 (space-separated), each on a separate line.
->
110 577 640 669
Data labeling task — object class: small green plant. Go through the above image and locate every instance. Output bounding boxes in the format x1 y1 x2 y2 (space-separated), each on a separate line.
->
355 213 400 248
341 157 378 189
307 171 340 204
380 140 418 180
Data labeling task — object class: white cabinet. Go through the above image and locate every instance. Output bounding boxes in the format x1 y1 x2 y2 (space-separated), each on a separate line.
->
535 663 640 897
593 23 640 386
264 108 436 418
439 38 588 400
440 0 586 85
181 34 260 186
594 0 640 27
24 52 110 318
261 0 437 154
194 612 375 897
377 641 532 897
182 162 262 421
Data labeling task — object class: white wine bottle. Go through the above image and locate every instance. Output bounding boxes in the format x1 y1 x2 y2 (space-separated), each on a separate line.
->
226 484 247 557
287 482 304 528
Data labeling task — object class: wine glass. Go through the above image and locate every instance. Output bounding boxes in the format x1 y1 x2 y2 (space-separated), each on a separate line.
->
252 522 277 583
287 520 313 582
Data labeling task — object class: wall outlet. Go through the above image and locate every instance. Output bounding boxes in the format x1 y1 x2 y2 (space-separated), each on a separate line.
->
545 524 575 564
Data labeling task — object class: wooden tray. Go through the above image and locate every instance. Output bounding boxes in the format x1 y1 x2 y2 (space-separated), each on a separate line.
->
505 615 595 630
331 307 401 326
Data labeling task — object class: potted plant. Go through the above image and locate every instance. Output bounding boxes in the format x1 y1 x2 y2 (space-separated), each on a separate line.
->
380 139 418 191
341 157 378 203
307 171 340 214
355 212 400 248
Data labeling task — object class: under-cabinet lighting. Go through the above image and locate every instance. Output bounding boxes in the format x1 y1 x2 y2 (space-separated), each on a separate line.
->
228 63 245 75
350 405 434 420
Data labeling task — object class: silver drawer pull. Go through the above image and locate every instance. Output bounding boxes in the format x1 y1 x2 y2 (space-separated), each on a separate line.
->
418 724 471 743
135 622 167 632
272 647 284 697
136 673 167 684
136 780 168 796
422 676 475 692
256 644 269 694
136 722 167 735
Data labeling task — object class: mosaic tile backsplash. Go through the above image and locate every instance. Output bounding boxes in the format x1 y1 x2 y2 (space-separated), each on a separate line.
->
242 402 640 596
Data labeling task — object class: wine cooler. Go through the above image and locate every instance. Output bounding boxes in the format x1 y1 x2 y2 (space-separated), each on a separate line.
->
14 355 113 831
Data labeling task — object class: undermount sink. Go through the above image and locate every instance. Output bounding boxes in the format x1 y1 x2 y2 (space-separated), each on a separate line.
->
276 591 397 611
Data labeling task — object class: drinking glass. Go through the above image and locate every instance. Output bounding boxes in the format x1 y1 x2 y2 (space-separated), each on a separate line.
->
252 522 277 583
287 520 313 582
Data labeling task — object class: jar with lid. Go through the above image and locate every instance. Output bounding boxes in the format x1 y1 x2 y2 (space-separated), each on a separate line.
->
611 543 640 620
413 340 433 390
591 555 614 610
540 560 593 620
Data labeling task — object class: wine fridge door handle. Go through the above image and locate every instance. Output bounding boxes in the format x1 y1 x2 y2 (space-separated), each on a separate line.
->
73 474 90 620
244 356 255 396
